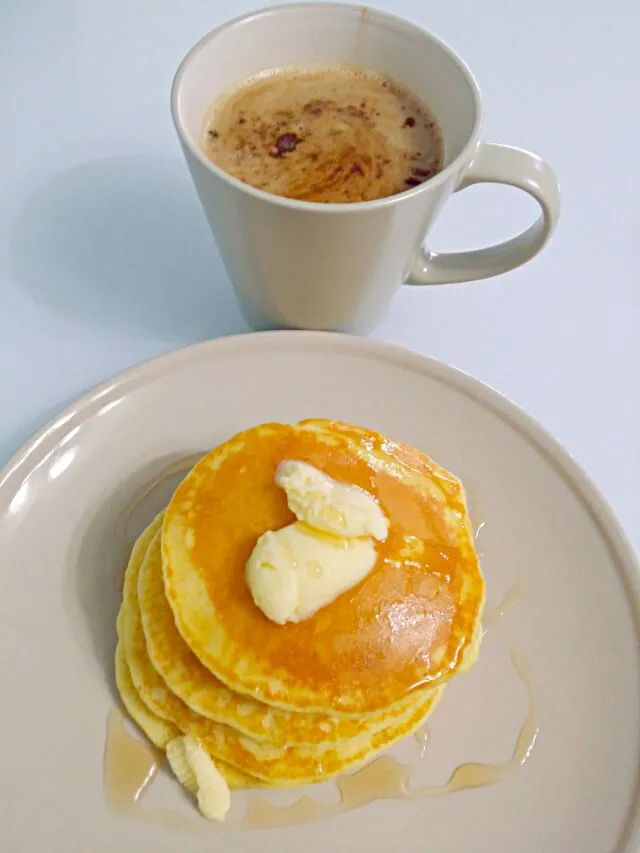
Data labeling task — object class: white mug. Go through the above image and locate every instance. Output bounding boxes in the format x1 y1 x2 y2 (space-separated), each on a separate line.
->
172 3 560 334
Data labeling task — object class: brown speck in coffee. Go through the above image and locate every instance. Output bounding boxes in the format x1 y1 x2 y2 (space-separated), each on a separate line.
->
303 99 328 116
403 116 416 128
405 176 422 187
238 116 246 125
350 162 364 176
270 132 302 158
412 167 432 178
208 129 219 139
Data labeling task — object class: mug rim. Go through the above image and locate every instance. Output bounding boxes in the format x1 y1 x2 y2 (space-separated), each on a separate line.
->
171 1 484 213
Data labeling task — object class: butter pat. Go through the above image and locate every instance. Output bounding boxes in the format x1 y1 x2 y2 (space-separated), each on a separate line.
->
276 460 388 541
246 461 388 624
166 736 230 821
247 524 378 624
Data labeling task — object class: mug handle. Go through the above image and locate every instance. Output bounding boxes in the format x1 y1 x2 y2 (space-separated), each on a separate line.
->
405 142 560 285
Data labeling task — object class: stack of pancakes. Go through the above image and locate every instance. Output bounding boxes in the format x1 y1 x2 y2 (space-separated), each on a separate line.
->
115 419 485 802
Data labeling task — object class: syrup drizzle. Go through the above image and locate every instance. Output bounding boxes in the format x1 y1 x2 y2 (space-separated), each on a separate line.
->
483 583 524 629
413 723 430 750
104 711 162 812
105 582 536 830
240 644 537 828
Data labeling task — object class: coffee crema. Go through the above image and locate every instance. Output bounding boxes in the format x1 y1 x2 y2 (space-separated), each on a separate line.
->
202 65 444 203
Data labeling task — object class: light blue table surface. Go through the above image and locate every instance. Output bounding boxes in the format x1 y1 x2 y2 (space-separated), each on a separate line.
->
1 0 638 549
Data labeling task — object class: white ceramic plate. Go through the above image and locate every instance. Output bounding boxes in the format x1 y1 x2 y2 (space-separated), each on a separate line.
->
1 332 639 853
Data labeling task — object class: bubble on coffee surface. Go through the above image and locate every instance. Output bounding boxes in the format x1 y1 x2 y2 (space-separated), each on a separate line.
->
202 65 444 203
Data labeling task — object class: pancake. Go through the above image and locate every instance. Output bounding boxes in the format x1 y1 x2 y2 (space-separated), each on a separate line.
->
195 686 443 786
115 642 177 749
115 512 163 638
162 420 485 716
138 522 437 746
114 645 257 790
119 523 444 784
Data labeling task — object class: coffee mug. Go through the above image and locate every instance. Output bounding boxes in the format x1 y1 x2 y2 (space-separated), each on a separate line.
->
172 3 560 334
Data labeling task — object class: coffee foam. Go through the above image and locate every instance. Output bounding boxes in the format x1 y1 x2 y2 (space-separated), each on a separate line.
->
202 64 443 203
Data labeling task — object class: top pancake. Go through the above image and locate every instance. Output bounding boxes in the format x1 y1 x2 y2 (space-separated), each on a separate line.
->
138 521 436 746
162 419 484 716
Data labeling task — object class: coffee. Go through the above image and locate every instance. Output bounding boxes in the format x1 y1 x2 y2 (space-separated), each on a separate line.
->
202 65 444 203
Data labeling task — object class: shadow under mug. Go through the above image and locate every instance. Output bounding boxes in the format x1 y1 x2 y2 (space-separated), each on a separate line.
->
172 3 560 334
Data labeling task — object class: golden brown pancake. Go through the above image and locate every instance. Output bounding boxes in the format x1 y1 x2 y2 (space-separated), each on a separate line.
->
114 644 259 790
115 515 266 788
162 419 484 716
115 642 178 749
118 522 444 784
138 523 436 746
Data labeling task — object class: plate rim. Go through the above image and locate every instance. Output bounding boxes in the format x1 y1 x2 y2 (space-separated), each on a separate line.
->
2 330 639 850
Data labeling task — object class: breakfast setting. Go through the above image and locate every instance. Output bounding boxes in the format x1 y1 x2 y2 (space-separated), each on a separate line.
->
1 3 638 853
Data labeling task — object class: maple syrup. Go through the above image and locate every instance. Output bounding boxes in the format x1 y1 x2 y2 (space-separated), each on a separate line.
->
105 612 537 830
107 474 534 831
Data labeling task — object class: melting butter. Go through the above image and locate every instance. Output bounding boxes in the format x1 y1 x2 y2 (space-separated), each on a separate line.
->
246 461 388 624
